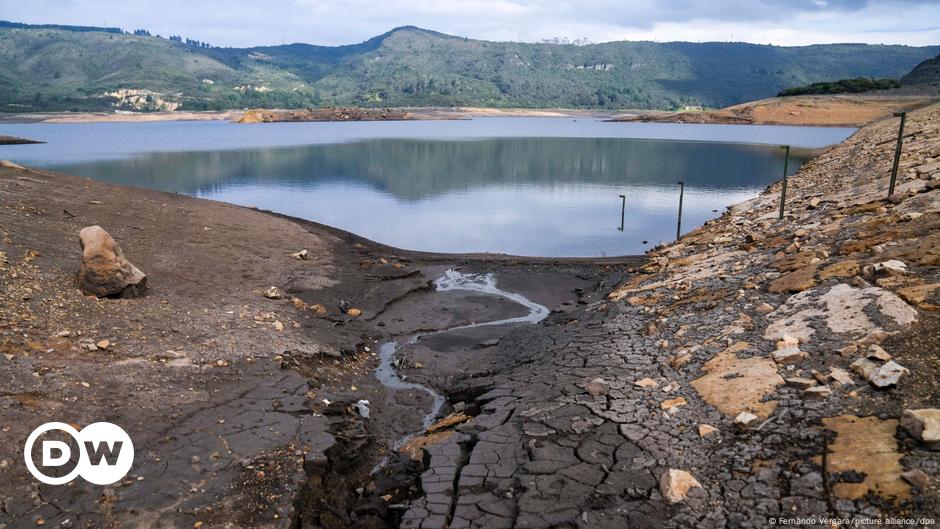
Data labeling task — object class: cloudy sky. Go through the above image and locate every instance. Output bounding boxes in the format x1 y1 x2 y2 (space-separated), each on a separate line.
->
2 0 939 48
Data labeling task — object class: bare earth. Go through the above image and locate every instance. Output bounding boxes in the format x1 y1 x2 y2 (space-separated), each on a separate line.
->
0 107 619 124
1 104 939 528
616 94 939 127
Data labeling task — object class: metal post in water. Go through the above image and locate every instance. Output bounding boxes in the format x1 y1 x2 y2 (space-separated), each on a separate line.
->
676 181 684 240
778 145 790 220
618 194 626 231
888 111 907 197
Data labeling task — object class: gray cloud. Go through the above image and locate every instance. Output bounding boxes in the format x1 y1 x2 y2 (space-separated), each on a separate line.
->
0 0 937 47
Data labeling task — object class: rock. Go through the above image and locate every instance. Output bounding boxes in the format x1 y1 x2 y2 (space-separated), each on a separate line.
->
865 260 908 279
785 377 817 389
768 265 818 293
659 469 702 503
851 357 879 378
668 350 692 369
803 386 832 399
586 377 610 396
807 197 822 209
78 226 147 298
291 249 308 260
263 286 283 299
354 400 370 418
661 381 680 393
897 283 940 310
871 360 909 388
776 334 800 349
660 396 687 410
735 411 759 431
273 320 284 332
901 212 923 222
900 409 940 449
426 412 471 434
819 260 859 280
346 308 362 317
691 342 783 419
915 160 940 174
900 469 929 488
755 302 774 314
772 346 807 365
866 344 892 361
96 340 110 350
857 360 909 388
290 297 307 310
55 330 72 338
634 377 659 388
829 368 855 387
698 424 719 438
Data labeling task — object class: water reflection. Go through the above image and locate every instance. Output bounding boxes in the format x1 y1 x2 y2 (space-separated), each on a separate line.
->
48 137 804 256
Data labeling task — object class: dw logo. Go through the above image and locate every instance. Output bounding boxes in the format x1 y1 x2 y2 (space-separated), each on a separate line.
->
24 422 134 485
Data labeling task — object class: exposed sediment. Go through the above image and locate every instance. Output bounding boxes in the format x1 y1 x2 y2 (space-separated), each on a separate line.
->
237 107 415 123
615 94 937 127
389 103 940 528
0 102 938 528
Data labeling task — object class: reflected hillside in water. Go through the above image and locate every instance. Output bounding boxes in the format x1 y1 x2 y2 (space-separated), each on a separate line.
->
53 138 805 201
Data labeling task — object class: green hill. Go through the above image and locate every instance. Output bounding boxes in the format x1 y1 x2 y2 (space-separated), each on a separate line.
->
901 53 940 88
1 21 938 112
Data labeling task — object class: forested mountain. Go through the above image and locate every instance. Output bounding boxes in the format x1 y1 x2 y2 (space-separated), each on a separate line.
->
1 21 937 112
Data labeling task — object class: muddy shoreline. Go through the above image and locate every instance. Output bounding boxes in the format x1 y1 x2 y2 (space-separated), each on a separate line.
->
1 100 939 528
612 94 938 127
0 107 621 124
0 163 631 528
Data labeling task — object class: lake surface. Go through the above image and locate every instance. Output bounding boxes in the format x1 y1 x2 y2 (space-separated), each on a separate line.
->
0 118 854 256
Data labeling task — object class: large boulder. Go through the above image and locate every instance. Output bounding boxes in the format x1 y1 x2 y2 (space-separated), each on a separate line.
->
78 226 147 298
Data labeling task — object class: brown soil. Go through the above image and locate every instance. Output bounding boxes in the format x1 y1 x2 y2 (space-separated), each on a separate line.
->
0 107 616 124
0 163 627 528
614 94 938 127
238 107 414 123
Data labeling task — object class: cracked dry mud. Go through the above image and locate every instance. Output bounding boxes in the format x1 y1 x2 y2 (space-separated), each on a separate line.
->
1 102 940 529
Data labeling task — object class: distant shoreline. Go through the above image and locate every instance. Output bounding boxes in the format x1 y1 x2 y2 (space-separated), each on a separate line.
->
3 94 934 127
0 107 625 124
613 94 939 127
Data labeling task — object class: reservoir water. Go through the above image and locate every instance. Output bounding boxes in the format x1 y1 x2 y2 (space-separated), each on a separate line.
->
0 117 854 256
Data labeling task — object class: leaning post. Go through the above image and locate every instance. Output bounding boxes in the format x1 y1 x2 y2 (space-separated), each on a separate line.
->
618 194 626 231
676 181 684 240
888 111 907 197
778 145 790 220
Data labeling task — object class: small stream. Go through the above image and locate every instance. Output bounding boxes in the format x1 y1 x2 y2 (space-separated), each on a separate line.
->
375 269 550 452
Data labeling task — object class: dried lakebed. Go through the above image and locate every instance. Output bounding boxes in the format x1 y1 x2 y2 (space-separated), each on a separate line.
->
2 105 939 529
375 269 550 455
